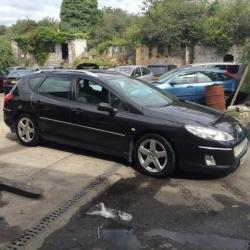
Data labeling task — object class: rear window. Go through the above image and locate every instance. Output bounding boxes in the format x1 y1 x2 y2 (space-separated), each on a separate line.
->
213 65 240 74
226 65 240 74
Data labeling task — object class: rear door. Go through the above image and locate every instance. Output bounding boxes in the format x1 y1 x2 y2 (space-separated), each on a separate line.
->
31 75 74 139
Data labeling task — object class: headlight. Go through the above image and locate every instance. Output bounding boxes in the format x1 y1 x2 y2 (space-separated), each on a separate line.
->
185 125 234 142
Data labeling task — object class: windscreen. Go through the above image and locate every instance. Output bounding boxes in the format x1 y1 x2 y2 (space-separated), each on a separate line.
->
106 77 173 107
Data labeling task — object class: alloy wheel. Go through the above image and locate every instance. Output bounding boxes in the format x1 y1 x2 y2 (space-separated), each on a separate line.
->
138 139 168 173
17 117 35 143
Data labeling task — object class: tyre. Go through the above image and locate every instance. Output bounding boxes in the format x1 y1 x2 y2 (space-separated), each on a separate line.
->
133 134 176 178
16 114 39 146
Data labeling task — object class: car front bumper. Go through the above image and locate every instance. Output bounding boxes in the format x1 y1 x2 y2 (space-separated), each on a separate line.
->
176 137 248 173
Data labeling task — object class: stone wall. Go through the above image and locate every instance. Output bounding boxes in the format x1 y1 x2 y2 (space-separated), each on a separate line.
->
68 39 88 64
135 44 245 66
101 46 134 65
46 44 63 65
136 46 185 66
193 44 244 63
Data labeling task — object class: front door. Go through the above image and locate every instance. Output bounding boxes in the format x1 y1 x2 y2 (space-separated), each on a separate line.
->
70 77 132 156
167 72 197 102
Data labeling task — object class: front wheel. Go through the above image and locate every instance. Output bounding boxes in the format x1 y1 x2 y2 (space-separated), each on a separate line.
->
16 114 39 146
133 134 176 178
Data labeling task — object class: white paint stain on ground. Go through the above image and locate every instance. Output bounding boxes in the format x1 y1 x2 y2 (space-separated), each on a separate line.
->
87 202 132 222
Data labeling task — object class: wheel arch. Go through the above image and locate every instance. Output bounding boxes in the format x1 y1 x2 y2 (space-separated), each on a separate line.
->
128 129 178 164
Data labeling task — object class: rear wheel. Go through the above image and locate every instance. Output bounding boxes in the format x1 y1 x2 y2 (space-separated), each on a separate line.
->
133 134 176 178
16 114 39 146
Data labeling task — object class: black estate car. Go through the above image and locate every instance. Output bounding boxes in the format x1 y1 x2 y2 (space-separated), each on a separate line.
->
3 70 248 177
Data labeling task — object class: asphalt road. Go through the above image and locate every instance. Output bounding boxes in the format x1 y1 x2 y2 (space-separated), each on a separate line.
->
1 93 250 250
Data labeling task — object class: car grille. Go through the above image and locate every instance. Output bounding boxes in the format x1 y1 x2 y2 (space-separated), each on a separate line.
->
234 138 248 158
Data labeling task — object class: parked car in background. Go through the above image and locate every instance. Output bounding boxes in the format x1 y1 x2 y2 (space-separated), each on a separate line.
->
39 65 63 70
3 69 34 94
111 65 153 82
153 67 237 104
187 62 244 83
7 66 26 73
148 64 177 79
0 69 8 93
76 63 99 70
3 70 248 177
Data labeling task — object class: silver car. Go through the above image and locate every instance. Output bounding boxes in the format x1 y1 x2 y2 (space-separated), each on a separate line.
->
111 65 153 82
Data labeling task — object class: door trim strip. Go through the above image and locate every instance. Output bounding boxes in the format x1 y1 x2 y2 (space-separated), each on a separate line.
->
39 116 126 137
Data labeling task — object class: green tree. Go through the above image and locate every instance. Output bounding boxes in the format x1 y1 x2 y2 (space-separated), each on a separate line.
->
0 37 15 70
60 0 100 33
90 8 138 49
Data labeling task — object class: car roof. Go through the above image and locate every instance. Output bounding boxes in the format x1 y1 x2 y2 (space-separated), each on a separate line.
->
190 62 242 66
32 69 125 80
148 64 176 66
174 66 226 73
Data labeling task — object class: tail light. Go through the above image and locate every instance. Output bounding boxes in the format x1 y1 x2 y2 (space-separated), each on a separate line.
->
3 79 8 86
4 92 14 104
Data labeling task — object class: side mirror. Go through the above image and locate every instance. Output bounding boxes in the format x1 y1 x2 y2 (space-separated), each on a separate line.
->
97 103 117 115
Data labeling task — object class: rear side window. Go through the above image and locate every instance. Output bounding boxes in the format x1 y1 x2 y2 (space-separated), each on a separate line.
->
141 67 151 76
38 77 71 99
29 77 45 90
217 73 232 81
132 67 141 77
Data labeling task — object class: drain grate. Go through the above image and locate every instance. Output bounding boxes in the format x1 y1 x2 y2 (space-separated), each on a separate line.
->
5 166 121 250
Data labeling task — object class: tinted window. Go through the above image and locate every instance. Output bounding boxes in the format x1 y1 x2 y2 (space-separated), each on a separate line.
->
171 73 197 85
110 92 129 112
39 77 71 99
141 67 151 76
29 77 45 90
77 79 108 105
217 73 232 81
226 65 239 74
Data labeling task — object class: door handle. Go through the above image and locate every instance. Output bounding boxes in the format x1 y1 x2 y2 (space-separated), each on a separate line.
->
71 108 84 114
186 85 193 88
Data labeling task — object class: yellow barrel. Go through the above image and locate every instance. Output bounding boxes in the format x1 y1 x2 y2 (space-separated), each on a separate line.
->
205 84 226 112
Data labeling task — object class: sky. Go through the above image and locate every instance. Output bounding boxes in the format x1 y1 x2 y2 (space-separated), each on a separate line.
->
0 0 143 26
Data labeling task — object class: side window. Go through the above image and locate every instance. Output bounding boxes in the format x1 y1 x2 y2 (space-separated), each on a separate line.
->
110 92 129 112
141 67 151 76
217 73 232 81
29 77 45 90
197 72 213 83
132 67 141 78
39 77 71 99
172 73 197 85
76 79 108 105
